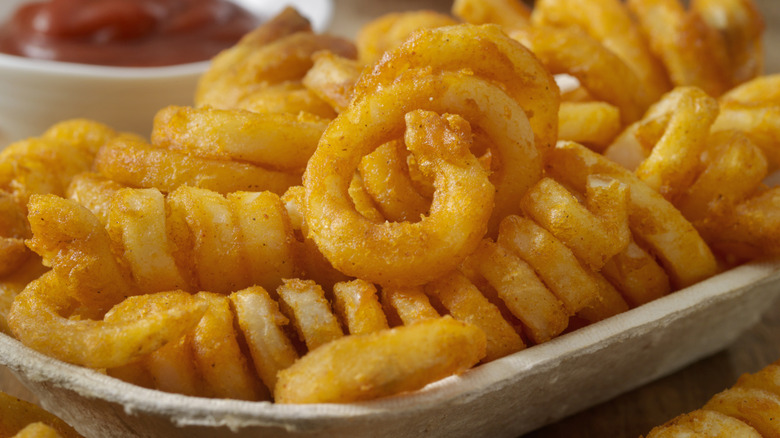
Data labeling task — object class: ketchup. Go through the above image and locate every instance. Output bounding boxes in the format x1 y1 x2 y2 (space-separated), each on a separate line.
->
0 0 262 67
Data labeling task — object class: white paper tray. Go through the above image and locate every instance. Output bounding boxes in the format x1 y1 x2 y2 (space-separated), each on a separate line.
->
1 259 779 438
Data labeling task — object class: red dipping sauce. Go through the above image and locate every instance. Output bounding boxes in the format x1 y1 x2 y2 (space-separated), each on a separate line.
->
0 0 262 67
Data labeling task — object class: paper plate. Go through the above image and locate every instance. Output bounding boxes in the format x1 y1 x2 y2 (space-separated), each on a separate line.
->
1 259 778 438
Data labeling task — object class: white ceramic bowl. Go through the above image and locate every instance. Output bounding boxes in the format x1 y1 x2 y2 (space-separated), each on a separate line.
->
0 0 333 146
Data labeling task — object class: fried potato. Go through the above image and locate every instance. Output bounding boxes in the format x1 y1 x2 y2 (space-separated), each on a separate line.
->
547 141 719 289
0 391 82 438
532 0 672 101
703 386 780 437
380 285 440 327
191 292 268 401
628 0 732 96
302 51 362 113
166 186 248 294
521 176 630 271
274 316 486 403
358 140 431 222
510 25 651 123
142 334 202 397
601 242 671 307
230 82 337 118
426 270 525 361
558 101 622 151
0 255 47 334
94 134 301 196
228 191 298 292
65 173 124 226
645 409 762 437
605 86 720 201
230 287 299 392
452 0 531 28
355 11 458 65
498 215 617 320
151 105 329 171
466 239 568 344
197 31 357 109
8 273 206 368
332 279 389 335
26 194 137 313
277 279 344 352
107 188 189 293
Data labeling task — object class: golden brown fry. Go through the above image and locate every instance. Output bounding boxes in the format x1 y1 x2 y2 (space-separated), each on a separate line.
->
107 188 189 293
166 186 248 294
0 391 82 438
521 177 630 271
332 279 389 336
380 286 440 327
452 0 531 28
302 51 362 113
277 279 344 352
197 31 357 108
466 239 568 344
692 0 765 85
191 292 268 401
703 386 780 437
94 134 301 196
274 316 486 403
711 74 780 170
601 242 671 307
547 141 719 289
605 86 720 202
231 82 337 118
230 286 299 392
26 194 137 313
0 255 47 334
228 191 298 292
65 173 124 226
628 0 732 96
142 334 202 397
358 140 431 223
426 270 525 361
8 273 206 369
558 101 622 151
151 105 329 172
645 409 761 437
532 0 672 101
356 10 458 65
510 25 651 123
306 109 494 287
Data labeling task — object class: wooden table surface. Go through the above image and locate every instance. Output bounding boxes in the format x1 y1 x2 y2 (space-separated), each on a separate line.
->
2 1 780 437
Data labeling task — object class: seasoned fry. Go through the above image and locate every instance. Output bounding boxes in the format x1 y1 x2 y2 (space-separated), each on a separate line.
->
151 105 329 172
426 270 525 361
274 316 486 404
230 287 299 392
277 279 344 351
332 279 389 335
380 286 440 327
452 0 531 28
356 11 458 65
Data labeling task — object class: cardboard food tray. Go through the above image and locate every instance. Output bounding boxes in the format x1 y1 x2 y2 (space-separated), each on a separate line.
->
1 259 779 438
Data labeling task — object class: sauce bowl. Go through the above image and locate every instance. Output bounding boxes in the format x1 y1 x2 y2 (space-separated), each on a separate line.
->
0 0 333 146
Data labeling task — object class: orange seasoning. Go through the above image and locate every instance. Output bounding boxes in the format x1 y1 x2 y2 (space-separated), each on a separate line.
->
0 0 262 66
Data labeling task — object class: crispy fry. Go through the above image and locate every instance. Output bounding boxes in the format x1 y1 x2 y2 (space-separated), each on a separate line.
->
94 134 301 196
151 105 329 172
274 316 486 404
230 286 299 392
356 11 458 65
466 239 568 344
452 0 531 28
302 51 362 113
277 279 344 352
426 270 526 361
380 286 440 327
557 101 622 151
191 292 268 401
8 273 206 369
332 279 389 335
